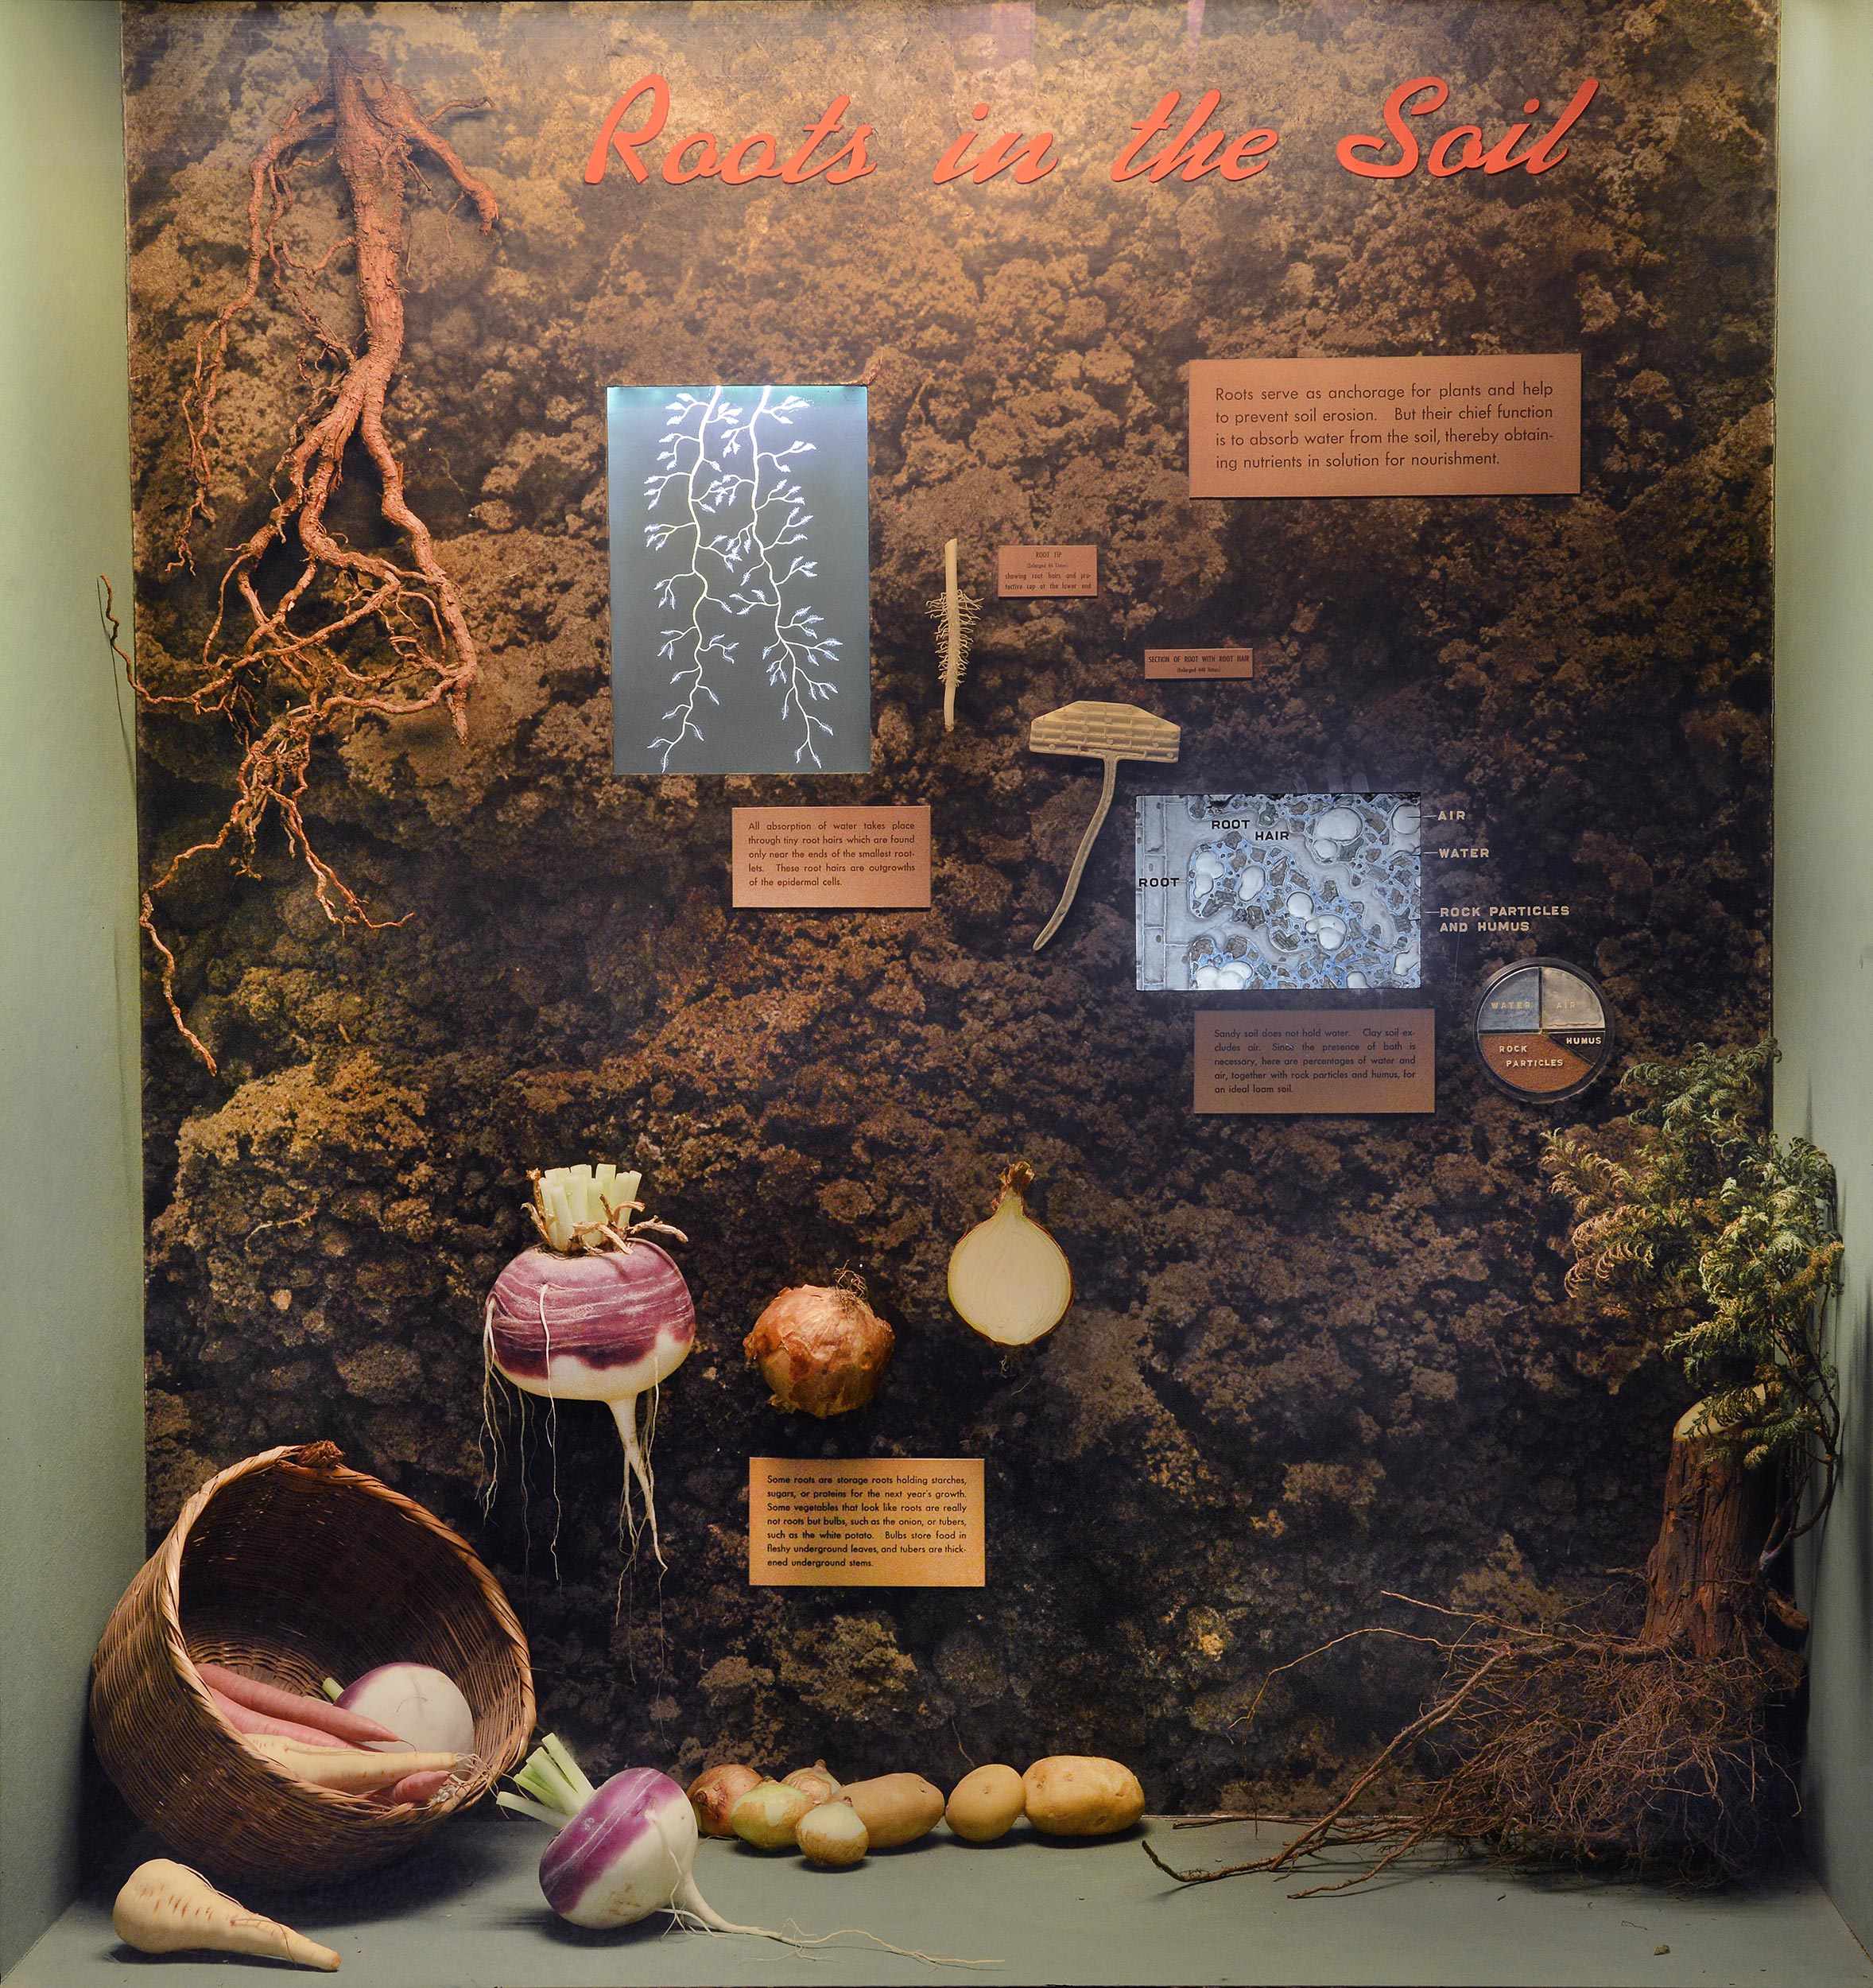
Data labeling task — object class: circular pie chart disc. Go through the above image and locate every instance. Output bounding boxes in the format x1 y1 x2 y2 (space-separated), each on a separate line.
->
1472 959 1614 1103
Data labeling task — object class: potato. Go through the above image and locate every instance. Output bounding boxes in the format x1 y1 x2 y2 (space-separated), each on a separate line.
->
1021 1756 1146 1837
796 1799 869 1868
688 1763 764 1839
730 1779 812 1850
945 1763 1026 1842
783 1761 841 1806
839 1772 946 1849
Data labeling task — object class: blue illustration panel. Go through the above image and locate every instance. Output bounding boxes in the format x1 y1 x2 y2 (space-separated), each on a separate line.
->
608 385 871 775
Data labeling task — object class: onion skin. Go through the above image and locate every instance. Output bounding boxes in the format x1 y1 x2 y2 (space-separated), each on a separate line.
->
730 1780 812 1850
489 1241 695 1398
688 1763 765 1838
782 1761 841 1805
796 1800 868 1867
744 1285 895 1418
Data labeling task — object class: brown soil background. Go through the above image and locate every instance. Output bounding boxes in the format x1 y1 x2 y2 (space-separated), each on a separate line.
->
122 1 1774 1809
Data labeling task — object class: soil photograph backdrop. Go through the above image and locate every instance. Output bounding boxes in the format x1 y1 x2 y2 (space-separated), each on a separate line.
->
122 0 1774 1809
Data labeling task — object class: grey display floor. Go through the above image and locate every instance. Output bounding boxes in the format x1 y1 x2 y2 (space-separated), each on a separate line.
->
10 1811 1871 1987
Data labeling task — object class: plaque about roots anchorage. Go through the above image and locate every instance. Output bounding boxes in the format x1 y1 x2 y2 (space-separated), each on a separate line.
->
1028 701 1181 951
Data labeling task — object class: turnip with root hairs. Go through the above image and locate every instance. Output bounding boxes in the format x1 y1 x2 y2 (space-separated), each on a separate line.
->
483 1165 695 1573
114 1860 339 1971
498 1738 997 1965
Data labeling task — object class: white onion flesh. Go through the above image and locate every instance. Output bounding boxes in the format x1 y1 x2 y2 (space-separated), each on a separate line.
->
947 1175 1072 1345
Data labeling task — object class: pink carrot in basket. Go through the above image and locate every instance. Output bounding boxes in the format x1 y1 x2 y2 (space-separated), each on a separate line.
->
207 1687 344 1749
196 1662 401 1745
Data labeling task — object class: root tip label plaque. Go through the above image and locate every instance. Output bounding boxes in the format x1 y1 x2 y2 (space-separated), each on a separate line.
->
997 544 1098 597
750 1457 986 1586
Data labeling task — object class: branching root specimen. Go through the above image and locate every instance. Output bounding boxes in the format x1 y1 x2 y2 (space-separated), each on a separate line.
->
1146 1592 1800 1895
135 45 497 1071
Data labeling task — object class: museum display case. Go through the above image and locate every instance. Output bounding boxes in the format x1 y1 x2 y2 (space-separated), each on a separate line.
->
5 2 1873 1982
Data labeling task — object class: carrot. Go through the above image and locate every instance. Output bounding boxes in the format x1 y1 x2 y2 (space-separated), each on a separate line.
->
114 1858 339 1970
196 1661 401 1745
242 1734 460 1793
208 1685 346 1749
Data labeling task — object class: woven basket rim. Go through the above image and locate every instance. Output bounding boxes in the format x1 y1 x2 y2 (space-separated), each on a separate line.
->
147 1439 533 1819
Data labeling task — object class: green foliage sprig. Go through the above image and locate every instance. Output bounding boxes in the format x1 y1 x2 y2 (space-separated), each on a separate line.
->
1542 1040 1842 1564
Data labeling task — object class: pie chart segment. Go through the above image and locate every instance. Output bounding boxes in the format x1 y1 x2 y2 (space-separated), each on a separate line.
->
1473 961 1612 1101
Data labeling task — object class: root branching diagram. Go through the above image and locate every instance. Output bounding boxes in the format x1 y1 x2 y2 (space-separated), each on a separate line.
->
643 387 842 770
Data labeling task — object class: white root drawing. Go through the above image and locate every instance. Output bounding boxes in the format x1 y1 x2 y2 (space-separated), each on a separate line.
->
642 386 842 771
646 388 744 770
726 389 840 768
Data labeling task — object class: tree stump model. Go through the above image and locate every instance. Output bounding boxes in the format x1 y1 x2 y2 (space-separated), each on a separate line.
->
1150 1039 1839 1889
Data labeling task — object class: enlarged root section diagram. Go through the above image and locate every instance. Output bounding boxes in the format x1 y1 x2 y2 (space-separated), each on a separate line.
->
134 45 497 1072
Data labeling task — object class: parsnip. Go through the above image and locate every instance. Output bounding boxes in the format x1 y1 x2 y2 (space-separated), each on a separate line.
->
113 1859 339 1970
243 1733 458 1792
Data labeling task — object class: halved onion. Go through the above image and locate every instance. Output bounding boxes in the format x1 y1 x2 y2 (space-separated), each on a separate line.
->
946 1162 1073 1345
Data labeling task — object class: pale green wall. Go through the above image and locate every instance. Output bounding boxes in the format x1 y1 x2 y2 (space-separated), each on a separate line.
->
0 0 145 1974
1779 0 1873 1954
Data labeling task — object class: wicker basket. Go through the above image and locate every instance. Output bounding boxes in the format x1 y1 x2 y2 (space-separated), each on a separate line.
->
91 1441 534 1890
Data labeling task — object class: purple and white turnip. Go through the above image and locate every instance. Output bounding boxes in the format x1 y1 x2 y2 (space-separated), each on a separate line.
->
497 1738 981 1962
484 1165 695 1568
497 1737 785 1936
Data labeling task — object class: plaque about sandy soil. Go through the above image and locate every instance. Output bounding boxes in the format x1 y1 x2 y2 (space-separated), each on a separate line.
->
1196 1011 1436 1113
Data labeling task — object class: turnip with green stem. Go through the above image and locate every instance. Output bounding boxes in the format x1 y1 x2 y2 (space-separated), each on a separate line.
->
496 1738 993 1963
483 1164 694 1571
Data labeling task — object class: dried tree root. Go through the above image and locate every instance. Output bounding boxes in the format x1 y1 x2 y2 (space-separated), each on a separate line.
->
1145 1592 1800 1896
134 46 496 1071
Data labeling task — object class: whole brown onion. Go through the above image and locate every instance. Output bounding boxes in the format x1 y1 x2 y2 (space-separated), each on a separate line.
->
744 1283 895 1417
687 1762 765 1838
